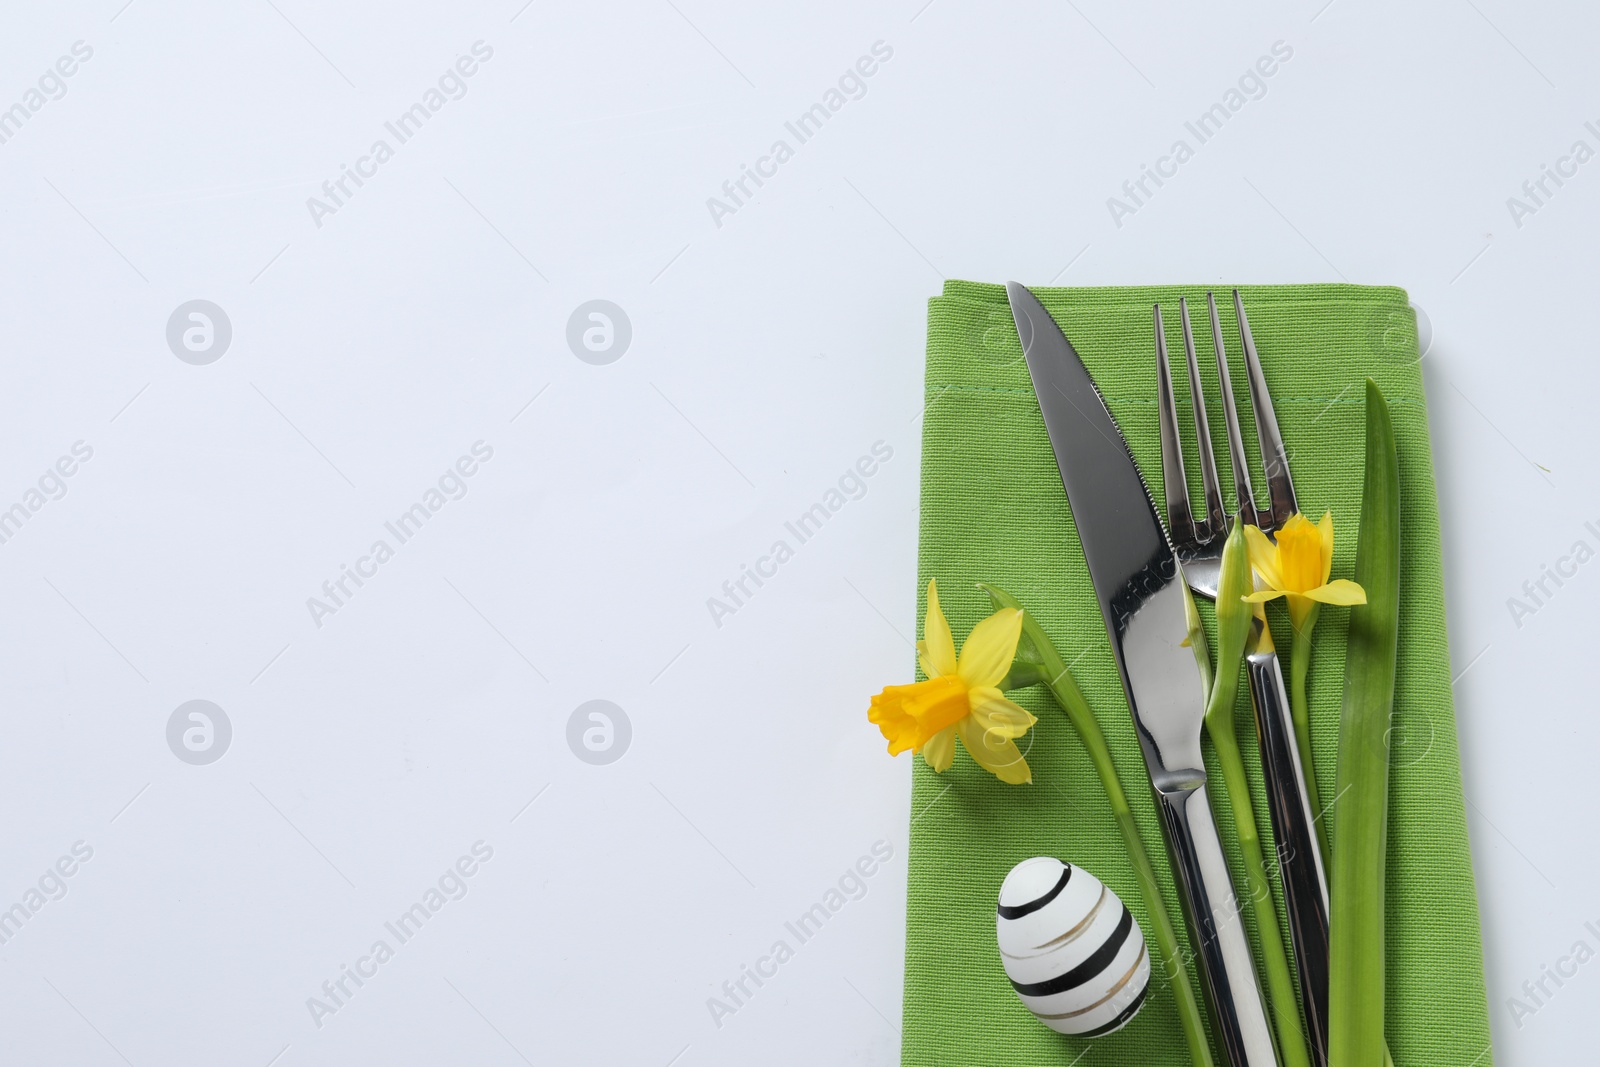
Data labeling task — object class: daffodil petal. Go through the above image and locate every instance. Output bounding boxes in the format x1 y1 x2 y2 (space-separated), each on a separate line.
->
916 643 937 680
1242 589 1287 603
922 580 957 677
957 608 1023 688
922 725 955 772
1303 579 1367 606
968 687 1038 740
1317 511 1335 587
957 715 1031 784
1244 524 1283 590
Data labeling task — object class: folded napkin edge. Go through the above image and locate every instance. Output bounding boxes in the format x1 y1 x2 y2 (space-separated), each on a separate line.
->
937 278 1412 306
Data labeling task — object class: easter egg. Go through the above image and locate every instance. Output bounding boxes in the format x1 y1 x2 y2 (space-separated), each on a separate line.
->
996 856 1150 1036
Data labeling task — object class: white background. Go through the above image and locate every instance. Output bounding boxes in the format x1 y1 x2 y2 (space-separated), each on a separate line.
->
0 1 1594 1064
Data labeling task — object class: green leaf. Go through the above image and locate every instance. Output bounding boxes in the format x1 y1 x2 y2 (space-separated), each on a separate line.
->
1328 380 1403 1067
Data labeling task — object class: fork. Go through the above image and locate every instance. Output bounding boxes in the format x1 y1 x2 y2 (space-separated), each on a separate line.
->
1154 291 1332 1067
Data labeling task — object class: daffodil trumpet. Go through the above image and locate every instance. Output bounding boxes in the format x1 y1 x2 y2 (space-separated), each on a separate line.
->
1243 511 1367 866
866 580 1038 784
978 582 1214 1067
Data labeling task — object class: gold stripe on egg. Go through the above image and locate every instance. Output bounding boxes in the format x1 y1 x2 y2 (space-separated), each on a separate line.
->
998 886 1107 959
1032 944 1148 1020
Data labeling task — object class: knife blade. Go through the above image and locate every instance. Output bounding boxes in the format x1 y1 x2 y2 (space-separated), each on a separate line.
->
1007 282 1279 1067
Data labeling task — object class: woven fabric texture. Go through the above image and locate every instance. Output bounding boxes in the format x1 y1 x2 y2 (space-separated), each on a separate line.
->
902 280 1492 1067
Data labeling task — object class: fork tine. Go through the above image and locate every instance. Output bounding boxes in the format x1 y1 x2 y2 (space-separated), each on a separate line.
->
1207 291 1260 530
1233 290 1299 525
1179 297 1226 537
1154 304 1196 545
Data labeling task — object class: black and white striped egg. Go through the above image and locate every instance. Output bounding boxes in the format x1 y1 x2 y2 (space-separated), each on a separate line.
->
996 857 1149 1036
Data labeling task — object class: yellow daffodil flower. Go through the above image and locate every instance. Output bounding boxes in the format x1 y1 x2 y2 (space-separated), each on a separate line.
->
1242 511 1367 629
867 580 1037 784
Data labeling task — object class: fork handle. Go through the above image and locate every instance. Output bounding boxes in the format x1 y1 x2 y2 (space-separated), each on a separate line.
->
1154 780 1281 1067
1247 649 1331 1067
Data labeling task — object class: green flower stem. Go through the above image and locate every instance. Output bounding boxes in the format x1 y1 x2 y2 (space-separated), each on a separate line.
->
1207 708 1312 1067
1329 382 1403 1067
981 583 1214 1067
1288 605 1331 868
1206 522 1312 1067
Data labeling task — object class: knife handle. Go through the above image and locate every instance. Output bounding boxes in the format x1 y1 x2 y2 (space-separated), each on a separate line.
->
1247 650 1331 1067
1155 780 1281 1067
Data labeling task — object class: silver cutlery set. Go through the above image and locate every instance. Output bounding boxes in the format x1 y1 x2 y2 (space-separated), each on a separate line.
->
1006 283 1331 1067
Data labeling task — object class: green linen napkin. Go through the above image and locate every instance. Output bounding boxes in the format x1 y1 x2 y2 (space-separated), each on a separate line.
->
903 281 1492 1067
